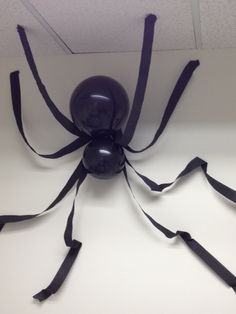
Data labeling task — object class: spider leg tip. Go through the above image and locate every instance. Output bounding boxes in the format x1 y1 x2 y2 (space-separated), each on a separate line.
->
17 24 23 31
10 70 19 76
146 14 158 23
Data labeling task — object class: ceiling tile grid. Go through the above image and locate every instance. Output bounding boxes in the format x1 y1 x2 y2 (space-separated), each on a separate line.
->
200 0 236 49
28 0 195 53
1 0 236 56
0 0 64 57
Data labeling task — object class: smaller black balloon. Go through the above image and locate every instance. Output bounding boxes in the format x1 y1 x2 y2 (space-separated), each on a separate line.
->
82 137 125 179
70 76 129 136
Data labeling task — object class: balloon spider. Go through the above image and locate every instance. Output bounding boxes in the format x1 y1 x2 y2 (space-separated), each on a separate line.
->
1 14 236 302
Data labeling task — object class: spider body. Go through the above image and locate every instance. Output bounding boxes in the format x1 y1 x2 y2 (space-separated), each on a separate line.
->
70 75 129 137
70 75 129 178
82 136 125 179
1 14 236 302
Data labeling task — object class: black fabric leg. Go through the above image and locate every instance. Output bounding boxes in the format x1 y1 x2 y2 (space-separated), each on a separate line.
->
123 167 236 293
0 161 86 230
125 60 200 153
33 168 87 301
10 71 91 158
117 14 157 146
16 25 80 136
126 157 236 203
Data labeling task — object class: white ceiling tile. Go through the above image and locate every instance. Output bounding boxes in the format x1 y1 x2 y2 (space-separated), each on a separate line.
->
0 0 65 57
200 0 236 49
29 0 195 53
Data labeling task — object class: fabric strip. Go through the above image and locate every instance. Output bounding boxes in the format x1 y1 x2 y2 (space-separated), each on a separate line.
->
17 25 80 136
10 71 91 159
123 167 236 293
0 161 85 231
126 157 236 203
125 60 200 153
118 14 157 146
33 167 87 301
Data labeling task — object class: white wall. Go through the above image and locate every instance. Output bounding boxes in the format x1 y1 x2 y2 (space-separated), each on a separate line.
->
0 49 236 314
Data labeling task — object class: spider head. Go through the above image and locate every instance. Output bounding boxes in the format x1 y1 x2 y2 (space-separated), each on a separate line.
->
70 76 129 137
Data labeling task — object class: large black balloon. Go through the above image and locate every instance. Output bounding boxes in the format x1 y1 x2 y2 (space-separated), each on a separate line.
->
82 137 125 179
70 76 129 136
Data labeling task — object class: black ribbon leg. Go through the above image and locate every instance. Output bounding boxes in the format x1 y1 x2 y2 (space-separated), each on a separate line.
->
177 231 236 293
126 157 236 204
10 71 91 159
123 167 236 293
33 168 87 302
16 25 80 136
125 60 200 152
0 161 85 231
118 14 157 146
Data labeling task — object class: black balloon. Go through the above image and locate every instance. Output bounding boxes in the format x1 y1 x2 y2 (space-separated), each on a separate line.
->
82 137 125 179
70 76 129 136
